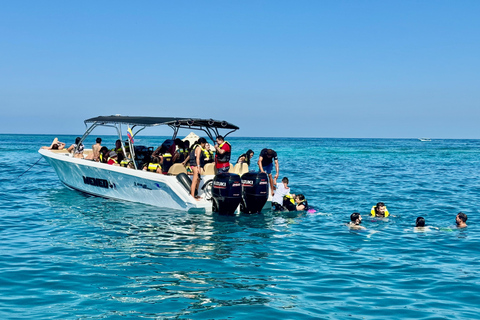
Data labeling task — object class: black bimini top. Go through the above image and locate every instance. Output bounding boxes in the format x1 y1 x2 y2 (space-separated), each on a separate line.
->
84 115 239 130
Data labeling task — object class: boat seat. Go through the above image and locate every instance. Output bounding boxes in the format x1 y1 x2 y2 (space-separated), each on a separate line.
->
168 163 188 175
202 163 215 175
233 163 249 176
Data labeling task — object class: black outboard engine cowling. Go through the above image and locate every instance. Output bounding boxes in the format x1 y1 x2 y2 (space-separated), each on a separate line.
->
212 173 242 215
240 171 269 213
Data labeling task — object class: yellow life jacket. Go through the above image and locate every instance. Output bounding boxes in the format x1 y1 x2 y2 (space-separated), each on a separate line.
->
147 163 161 172
180 148 189 158
284 194 295 205
120 159 131 167
203 148 214 160
371 206 390 217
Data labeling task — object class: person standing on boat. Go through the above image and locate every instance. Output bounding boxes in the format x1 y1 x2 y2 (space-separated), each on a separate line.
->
214 135 231 174
258 148 279 196
190 138 207 200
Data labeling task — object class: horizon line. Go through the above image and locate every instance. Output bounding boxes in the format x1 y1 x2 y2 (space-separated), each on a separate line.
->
0 133 478 140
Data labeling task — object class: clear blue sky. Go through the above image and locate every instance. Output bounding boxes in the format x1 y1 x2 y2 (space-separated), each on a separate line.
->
1 1 479 138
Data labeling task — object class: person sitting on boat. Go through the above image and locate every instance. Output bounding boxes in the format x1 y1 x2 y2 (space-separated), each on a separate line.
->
258 148 279 196
189 138 207 200
173 139 189 164
348 213 366 230
152 139 175 158
111 140 124 162
107 151 120 166
214 135 231 174
143 156 162 173
99 146 110 163
67 137 85 158
160 147 174 174
85 137 102 161
203 143 215 164
294 194 309 211
120 152 135 169
236 149 254 167
272 177 291 211
41 137 66 150
371 202 389 218
180 140 194 173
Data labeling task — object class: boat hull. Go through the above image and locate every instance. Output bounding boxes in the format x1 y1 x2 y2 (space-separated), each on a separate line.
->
39 149 211 211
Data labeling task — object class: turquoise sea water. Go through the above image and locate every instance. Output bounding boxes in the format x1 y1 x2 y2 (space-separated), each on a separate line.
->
1 134 480 319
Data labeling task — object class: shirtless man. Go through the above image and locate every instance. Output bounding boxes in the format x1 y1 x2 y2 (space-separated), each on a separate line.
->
85 137 102 161
348 212 366 230
456 212 468 228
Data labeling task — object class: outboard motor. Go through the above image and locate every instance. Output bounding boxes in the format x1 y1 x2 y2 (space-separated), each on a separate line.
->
240 171 269 213
212 173 242 215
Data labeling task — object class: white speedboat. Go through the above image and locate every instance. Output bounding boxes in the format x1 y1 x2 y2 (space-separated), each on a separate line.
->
418 138 431 142
39 115 271 213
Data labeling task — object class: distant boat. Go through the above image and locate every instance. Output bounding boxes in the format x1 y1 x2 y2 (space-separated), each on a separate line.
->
419 138 431 142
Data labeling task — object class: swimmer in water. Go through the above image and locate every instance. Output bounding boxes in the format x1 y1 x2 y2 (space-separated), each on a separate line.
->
348 212 366 230
371 202 389 218
456 212 468 228
294 194 308 211
413 216 437 232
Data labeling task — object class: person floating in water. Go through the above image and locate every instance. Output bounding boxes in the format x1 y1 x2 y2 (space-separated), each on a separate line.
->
294 194 308 211
413 216 437 232
348 212 366 230
371 202 389 218
456 212 468 228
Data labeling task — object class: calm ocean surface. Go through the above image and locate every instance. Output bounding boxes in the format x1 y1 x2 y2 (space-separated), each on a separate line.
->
1 134 480 319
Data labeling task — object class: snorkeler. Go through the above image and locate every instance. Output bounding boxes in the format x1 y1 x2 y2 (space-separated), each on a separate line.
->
348 212 366 230
371 202 389 218
456 212 468 228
